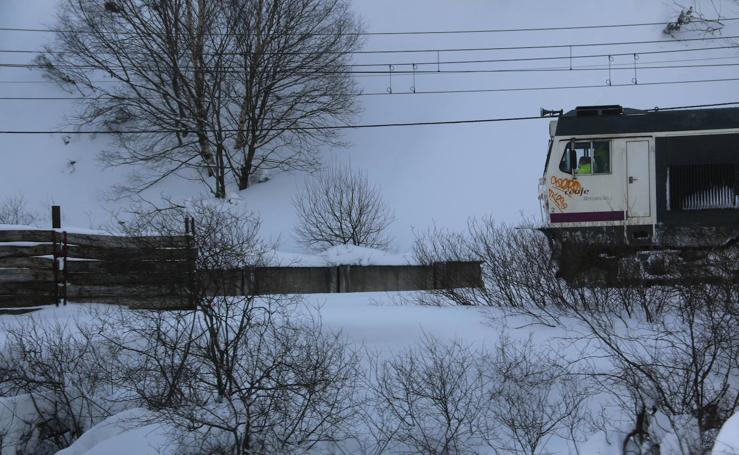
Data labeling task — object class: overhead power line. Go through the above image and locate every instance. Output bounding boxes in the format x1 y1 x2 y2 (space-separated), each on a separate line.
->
1 101 738 135
0 34 737 57
0 17 738 36
2 53 738 84
0 77 739 101
1 44 738 75
0 45 737 77
0 61 738 84
1 76 739 100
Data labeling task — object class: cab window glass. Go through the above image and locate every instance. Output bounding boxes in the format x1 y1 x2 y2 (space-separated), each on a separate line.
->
559 140 610 175
558 143 574 173
592 141 610 173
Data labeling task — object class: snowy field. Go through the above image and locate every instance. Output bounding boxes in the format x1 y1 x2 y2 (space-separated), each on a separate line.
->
0 294 733 455
0 296 615 455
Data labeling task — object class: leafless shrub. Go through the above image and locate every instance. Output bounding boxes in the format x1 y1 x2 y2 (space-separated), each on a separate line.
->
0 318 120 453
366 336 488 455
572 286 739 454
112 200 362 454
363 335 590 455
0 195 36 225
481 336 591 455
294 164 395 250
414 217 675 323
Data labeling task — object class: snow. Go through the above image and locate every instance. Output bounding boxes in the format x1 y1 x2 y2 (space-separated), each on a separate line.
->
56 409 173 455
0 394 42 455
713 413 739 455
271 245 412 266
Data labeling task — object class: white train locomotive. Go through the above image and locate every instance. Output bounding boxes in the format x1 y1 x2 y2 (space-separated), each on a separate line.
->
539 105 739 283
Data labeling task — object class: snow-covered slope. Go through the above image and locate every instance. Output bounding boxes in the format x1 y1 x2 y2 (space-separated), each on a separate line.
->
1 0 738 253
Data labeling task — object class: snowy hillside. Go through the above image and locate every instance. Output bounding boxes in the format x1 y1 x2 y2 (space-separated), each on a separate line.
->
2 0 739 252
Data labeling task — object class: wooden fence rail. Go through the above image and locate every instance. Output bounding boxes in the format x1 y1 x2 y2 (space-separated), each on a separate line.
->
0 227 196 310
0 208 482 311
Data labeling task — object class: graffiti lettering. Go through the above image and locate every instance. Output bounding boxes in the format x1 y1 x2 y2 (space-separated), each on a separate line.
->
550 176 589 196
548 188 568 210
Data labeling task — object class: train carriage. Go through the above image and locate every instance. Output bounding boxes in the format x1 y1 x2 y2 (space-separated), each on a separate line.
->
539 105 739 283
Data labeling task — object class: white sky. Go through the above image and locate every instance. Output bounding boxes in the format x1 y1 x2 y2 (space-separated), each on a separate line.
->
1 0 738 251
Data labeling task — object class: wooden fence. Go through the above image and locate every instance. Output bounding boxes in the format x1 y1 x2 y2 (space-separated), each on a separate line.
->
0 207 483 311
0 229 196 310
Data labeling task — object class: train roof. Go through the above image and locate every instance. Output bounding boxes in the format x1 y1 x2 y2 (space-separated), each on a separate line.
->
554 105 739 136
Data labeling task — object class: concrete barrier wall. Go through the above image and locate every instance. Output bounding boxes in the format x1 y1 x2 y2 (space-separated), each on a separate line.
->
254 267 337 295
340 265 434 293
222 261 484 296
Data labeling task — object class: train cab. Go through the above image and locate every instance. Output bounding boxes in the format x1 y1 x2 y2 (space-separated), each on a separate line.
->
539 105 739 281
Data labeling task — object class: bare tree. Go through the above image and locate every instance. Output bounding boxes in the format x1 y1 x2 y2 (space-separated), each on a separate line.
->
294 163 395 250
663 3 731 35
0 195 36 225
0 317 121 453
43 0 362 198
366 336 488 455
481 336 591 455
567 281 739 455
108 200 362 454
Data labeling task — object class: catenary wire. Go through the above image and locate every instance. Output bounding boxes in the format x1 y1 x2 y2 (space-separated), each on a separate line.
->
0 34 738 57
1 102 738 135
0 17 737 36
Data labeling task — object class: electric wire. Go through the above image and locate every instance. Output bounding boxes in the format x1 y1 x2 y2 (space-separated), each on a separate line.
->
1 101 738 135
0 34 737 57
0 17 737 36
1 44 736 75
2 75 739 100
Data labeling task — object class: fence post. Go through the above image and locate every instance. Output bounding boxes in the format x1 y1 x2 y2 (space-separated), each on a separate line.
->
185 217 197 309
51 205 61 229
62 232 68 305
52 230 59 307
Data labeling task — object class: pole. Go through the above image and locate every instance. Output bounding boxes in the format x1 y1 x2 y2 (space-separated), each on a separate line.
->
51 205 61 229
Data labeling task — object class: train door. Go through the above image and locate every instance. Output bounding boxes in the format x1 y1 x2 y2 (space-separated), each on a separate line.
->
626 140 651 218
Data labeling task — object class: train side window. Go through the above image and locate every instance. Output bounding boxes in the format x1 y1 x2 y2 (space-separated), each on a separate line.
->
559 143 575 173
573 142 593 174
592 141 611 174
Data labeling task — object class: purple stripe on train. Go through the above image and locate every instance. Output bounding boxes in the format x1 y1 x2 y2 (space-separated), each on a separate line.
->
550 211 626 223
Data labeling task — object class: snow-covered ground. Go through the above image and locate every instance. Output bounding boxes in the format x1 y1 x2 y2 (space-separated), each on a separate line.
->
1 297 735 455
0 297 578 455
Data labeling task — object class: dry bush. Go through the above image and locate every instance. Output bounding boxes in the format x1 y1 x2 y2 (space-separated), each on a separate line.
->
0 195 36 225
103 298 361 455
113 200 362 454
481 337 591 455
294 164 394 250
0 318 120 453
414 217 675 323
415 217 739 452
571 283 739 454
364 336 589 455
366 336 488 454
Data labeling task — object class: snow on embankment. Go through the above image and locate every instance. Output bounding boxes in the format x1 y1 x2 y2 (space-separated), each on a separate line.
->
272 244 413 267
713 413 739 455
56 409 174 455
